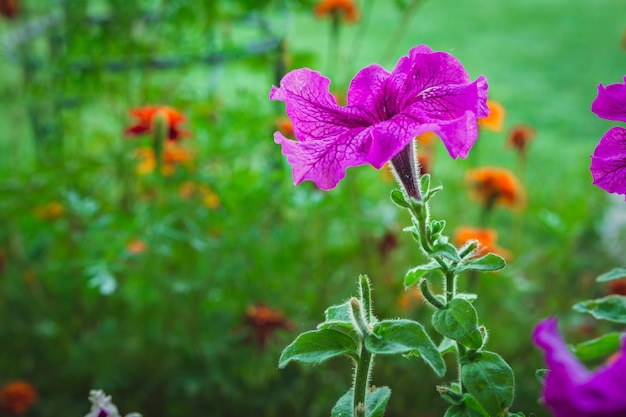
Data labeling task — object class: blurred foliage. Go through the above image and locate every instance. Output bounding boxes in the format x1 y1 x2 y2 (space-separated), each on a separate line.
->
0 0 625 416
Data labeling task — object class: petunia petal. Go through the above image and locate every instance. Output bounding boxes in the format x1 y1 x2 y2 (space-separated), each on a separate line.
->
346 64 390 121
274 128 370 190
590 126 626 198
592 76 626 123
534 317 626 417
270 68 370 142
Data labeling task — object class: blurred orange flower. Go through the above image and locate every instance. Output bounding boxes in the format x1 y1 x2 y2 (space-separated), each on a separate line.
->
178 181 221 210
315 0 359 22
454 226 512 260
276 117 294 137
135 141 194 176
466 167 525 210
126 239 147 255
478 99 506 133
507 124 535 156
244 303 293 349
0 381 36 415
398 287 423 310
34 201 65 219
126 106 190 141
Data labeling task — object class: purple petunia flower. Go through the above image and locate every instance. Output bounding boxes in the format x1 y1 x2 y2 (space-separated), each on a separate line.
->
270 44 489 191
533 317 626 417
590 76 626 199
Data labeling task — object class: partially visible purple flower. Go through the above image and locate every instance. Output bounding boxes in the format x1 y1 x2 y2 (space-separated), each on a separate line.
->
270 44 489 190
533 317 626 417
590 76 626 199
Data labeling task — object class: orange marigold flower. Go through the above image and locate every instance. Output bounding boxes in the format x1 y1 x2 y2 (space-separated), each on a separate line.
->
177 182 220 209
466 166 525 210
135 142 194 176
276 117 294 137
315 0 359 22
398 287 423 310
126 239 147 255
454 226 512 260
125 106 190 141
478 99 506 133
0 381 36 415
34 201 65 219
416 131 437 148
506 124 535 156
244 303 293 349
418 153 432 176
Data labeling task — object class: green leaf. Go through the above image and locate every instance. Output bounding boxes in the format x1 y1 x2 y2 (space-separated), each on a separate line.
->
366 319 446 377
279 329 358 368
331 387 392 417
390 189 410 208
444 394 490 417
366 386 392 417
571 332 622 361
331 389 352 417
433 298 483 349
420 173 431 196
318 301 354 330
404 260 441 286
597 267 626 282
359 275 373 323
573 295 626 323
455 253 506 274
439 337 457 355
462 351 515 417
432 241 461 262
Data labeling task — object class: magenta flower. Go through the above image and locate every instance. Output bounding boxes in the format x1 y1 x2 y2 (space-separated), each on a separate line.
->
590 76 626 199
533 317 626 417
270 44 489 190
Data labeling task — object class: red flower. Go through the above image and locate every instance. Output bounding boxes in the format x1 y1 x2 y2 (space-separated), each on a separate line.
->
243 304 293 349
0 381 36 415
315 0 359 22
125 106 190 141
506 124 535 156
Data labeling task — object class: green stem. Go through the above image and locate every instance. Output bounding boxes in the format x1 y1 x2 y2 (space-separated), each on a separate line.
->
353 345 373 417
350 297 374 417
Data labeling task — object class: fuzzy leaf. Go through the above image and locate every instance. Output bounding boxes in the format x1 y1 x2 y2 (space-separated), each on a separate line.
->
420 173 431 196
573 295 626 323
279 329 358 368
455 253 506 274
331 389 352 417
597 267 626 282
444 394 490 417
366 319 446 377
433 298 483 349
318 301 354 330
432 241 461 262
404 260 441 286
331 387 391 417
571 332 622 361
390 189 410 208
461 351 515 417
